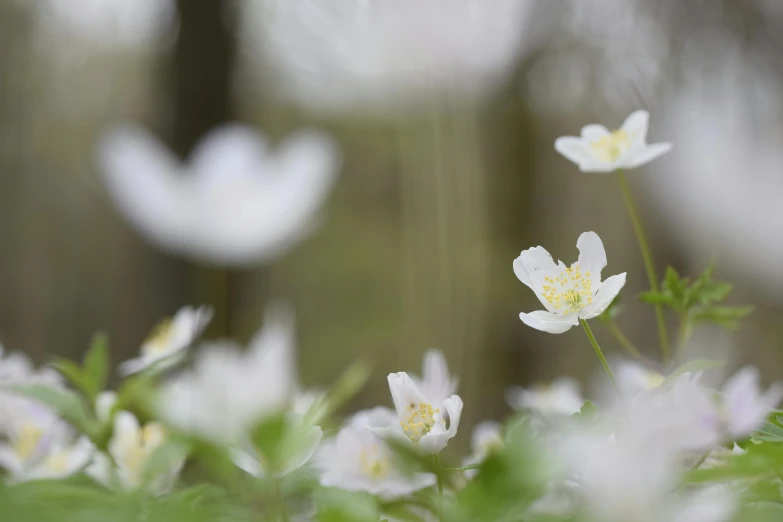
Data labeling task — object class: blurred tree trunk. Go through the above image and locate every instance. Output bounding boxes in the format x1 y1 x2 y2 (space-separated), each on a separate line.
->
171 0 238 337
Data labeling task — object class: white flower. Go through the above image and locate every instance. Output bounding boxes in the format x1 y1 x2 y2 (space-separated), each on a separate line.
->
412 349 458 407
615 360 666 398
463 421 503 478
157 306 295 444
386 372 462 454
506 378 584 416
554 110 672 173
98 124 341 265
318 424 435 499
91 411 181 492
513 231 626 334
720 366 783 440
0 402 88 482
118 305 212 376
251 0 535 114
349 406 399 430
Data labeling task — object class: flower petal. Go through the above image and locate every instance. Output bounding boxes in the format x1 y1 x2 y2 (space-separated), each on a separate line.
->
513 246 563 313
576 231 607 287
419 349 457 405
580 273 627 319
554 137 594 166
519 310 578 334
443 395 463 439
619 110 650 144
580 124 610 141
620 142 672 169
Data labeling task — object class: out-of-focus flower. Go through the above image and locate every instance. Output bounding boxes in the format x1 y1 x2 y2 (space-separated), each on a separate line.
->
98 124 341 266
721 367 783 441
251 0 536 114
386 372 462 454
157 306 295 444
318 424 435 499
410 350 458 408
506 378 584 416
554 110 671 173
0 402 88 482
349 406 399 430
514 232 626 334
0 345 63 434
463 421 503 478
92 411 180 492
615 360 665 398
118 305 212 376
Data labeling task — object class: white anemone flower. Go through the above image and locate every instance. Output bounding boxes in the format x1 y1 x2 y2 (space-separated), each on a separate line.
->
91 411 181 492
513 231 626 334
615 361 666 398
98 124 341 266
0 402 89 483
386 372 462 454
157 306 295 444
251 0 536 114
348 406 399 430
463 421 503 478
118 305 212 376
554 110 672 173
506 378 584 416
412 349 458 407
318 424 435 499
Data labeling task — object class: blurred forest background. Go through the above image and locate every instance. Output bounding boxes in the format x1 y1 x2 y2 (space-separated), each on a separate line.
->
1 0 783 445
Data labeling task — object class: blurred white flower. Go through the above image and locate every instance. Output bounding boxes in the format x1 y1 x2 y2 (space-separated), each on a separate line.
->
386 372 462 454
554 110 671 173
0 345 63 434
506 378 584 416
463 421 503 478
0 402 88 482
98 124 341 266
251 0 536 114
349 406 399 430
318 424 435 499
157 306 295 444
92 411 181 492
514 232 626 334
118 305 212 376
615 360 665 397
721 367 783 441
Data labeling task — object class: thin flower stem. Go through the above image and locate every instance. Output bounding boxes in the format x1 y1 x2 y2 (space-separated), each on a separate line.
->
581 319 617 389
275 479 289 522
606 321 643 361
615 170 670 364
435 453 444 496
691 450 711 471
676 314 693 362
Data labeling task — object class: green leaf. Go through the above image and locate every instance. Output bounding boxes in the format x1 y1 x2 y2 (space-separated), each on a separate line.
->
691 305 754 329
83 333 109 398
639 291 673 306
7 384 97 436
250 414 287 473
663 266 686 300
315 489 379 522
662 359 726 385
50 360 92 398
573 400 597 420
143 437 191 482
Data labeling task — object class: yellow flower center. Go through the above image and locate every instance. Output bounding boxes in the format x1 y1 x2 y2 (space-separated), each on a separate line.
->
590 129 630 163
645 371 665 389
400 401 443 445
13 423 43 461
45 451 71 473
142 318 175 356
122 423 165 473
541 265 594 313
359 445 390 480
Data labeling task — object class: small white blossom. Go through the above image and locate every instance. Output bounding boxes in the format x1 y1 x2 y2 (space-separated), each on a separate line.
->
554 110 672 173
349 407 399 430
386 372 462 454
463 421 503 478
157 306 295 444
118 305 212 376
506 378 584 416
98 124 340 265
90 410 181 492
0 402 88 483
412 349 458 407
514 232 626 334
318 424 435 499
615 360 666 398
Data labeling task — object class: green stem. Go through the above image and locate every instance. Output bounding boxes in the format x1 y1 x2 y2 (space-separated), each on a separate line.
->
581 320 616 388
676 314 693 361
275 479 289 522
691 450 711 471
435 454 443 496
616 170 670 363
606 321 643 361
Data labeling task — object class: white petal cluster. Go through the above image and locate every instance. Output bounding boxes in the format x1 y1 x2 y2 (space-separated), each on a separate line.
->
98 124 341 265
514 231 626 333
506 378 584 417
554 110 672 172
118 305 212 376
